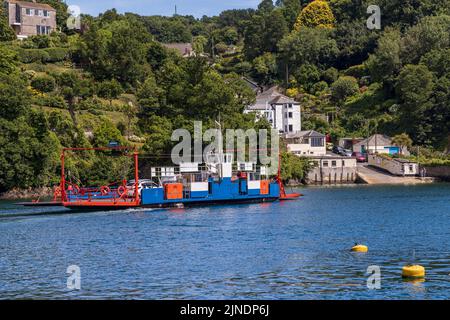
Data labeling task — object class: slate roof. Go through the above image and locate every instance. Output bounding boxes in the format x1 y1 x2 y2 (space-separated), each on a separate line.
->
284 130 325 139
246 86 299 111
354 134 392 147
7 0 55 10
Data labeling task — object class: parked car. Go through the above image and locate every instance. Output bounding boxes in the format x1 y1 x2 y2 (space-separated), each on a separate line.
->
126 179 159 196
352 152 367 162
332 146 344 155
341 149 353 157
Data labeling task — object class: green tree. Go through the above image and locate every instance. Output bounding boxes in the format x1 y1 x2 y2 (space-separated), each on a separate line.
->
192 35 208 54
253 52 277 84
258 0 275 14
0 73 30 120
277 0 309 28
142 115 173 157
79 18 151 85
0 111 60 191
137 74 165 120
280 152 311 182
396 65 433 109
243 9 288 59
97 79 123 106
396 64 434 142
401 15 450 65
420 49 450 78
278 27 338 70
365 28 402 84
0 45 18 75
31 74 56 93
331 76 359 105
0 8 15 41
56 72 94 124
92 120 124 147
391 133 412 154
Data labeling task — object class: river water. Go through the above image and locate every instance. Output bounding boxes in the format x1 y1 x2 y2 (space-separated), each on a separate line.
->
0 184 449 299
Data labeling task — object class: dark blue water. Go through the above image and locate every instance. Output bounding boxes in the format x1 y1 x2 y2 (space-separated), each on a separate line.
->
1 184 449 299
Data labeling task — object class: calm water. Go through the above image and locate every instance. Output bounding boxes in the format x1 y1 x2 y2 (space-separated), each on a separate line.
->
0 184 449 300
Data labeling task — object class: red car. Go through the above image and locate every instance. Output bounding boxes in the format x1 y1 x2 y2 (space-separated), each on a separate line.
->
352 152 367 162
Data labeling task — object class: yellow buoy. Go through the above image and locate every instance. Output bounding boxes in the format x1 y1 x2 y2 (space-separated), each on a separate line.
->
402 265 425 278
351 244 368 252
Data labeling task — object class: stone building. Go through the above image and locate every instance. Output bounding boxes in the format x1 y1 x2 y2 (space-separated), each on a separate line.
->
306 156 357 185
4 0 56 39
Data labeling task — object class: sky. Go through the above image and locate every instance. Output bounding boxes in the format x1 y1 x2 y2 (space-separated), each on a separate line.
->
67 0 262 18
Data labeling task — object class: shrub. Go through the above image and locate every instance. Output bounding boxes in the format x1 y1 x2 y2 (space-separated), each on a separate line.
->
18 48 50 63
343 64 367 78
32 93 66 108
31 35 50 48
31 74 56 93
331 76 359 104
44 47 69 63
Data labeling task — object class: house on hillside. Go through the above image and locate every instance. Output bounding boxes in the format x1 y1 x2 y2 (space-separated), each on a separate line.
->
284 130 327 157
4 0 56 39
162 43 195 57
283 130 358 185
353 134 410 155
244 86 301 134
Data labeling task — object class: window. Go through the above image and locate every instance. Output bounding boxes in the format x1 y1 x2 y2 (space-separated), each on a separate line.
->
323 161 329 167
38 10 43 16
288 104 293 109
26 8 34 15
288 112 293 118
43 10 49 17
288 125 293 132
36 25 51 35
331 161 337 167
310 137 324 147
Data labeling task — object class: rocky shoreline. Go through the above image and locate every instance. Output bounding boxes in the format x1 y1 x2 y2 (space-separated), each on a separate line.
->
0 187 54 200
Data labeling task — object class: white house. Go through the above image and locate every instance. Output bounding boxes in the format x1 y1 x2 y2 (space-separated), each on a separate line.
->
353 134 409 155
284 130 327 157
244 86 301 134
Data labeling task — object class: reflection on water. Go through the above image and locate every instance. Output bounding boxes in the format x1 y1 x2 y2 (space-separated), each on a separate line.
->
0 184 449 299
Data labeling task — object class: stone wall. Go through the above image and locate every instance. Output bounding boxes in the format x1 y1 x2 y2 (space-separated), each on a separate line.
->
422 165 450 181
305 166 357 185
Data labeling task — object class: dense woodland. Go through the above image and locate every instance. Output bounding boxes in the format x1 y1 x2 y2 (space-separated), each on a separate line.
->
0 0 450 192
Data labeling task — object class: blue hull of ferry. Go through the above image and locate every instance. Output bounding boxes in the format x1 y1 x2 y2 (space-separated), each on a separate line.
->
141 177 280 207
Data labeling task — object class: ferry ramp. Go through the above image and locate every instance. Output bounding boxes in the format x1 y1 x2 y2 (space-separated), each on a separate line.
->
356 164 435 185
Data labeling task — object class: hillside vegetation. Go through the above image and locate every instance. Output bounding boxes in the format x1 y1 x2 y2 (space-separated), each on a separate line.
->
1 0 450 192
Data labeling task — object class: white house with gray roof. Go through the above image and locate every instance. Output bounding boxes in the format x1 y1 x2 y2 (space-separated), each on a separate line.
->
284 130 327 156
244 86 301 134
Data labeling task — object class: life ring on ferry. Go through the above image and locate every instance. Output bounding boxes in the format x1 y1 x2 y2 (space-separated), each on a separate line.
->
117 185 127 197
67 184 80 194
100 186 111 195
54 186 62 197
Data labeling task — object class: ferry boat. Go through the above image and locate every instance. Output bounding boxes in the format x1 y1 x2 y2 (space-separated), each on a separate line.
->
59 147 300 210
